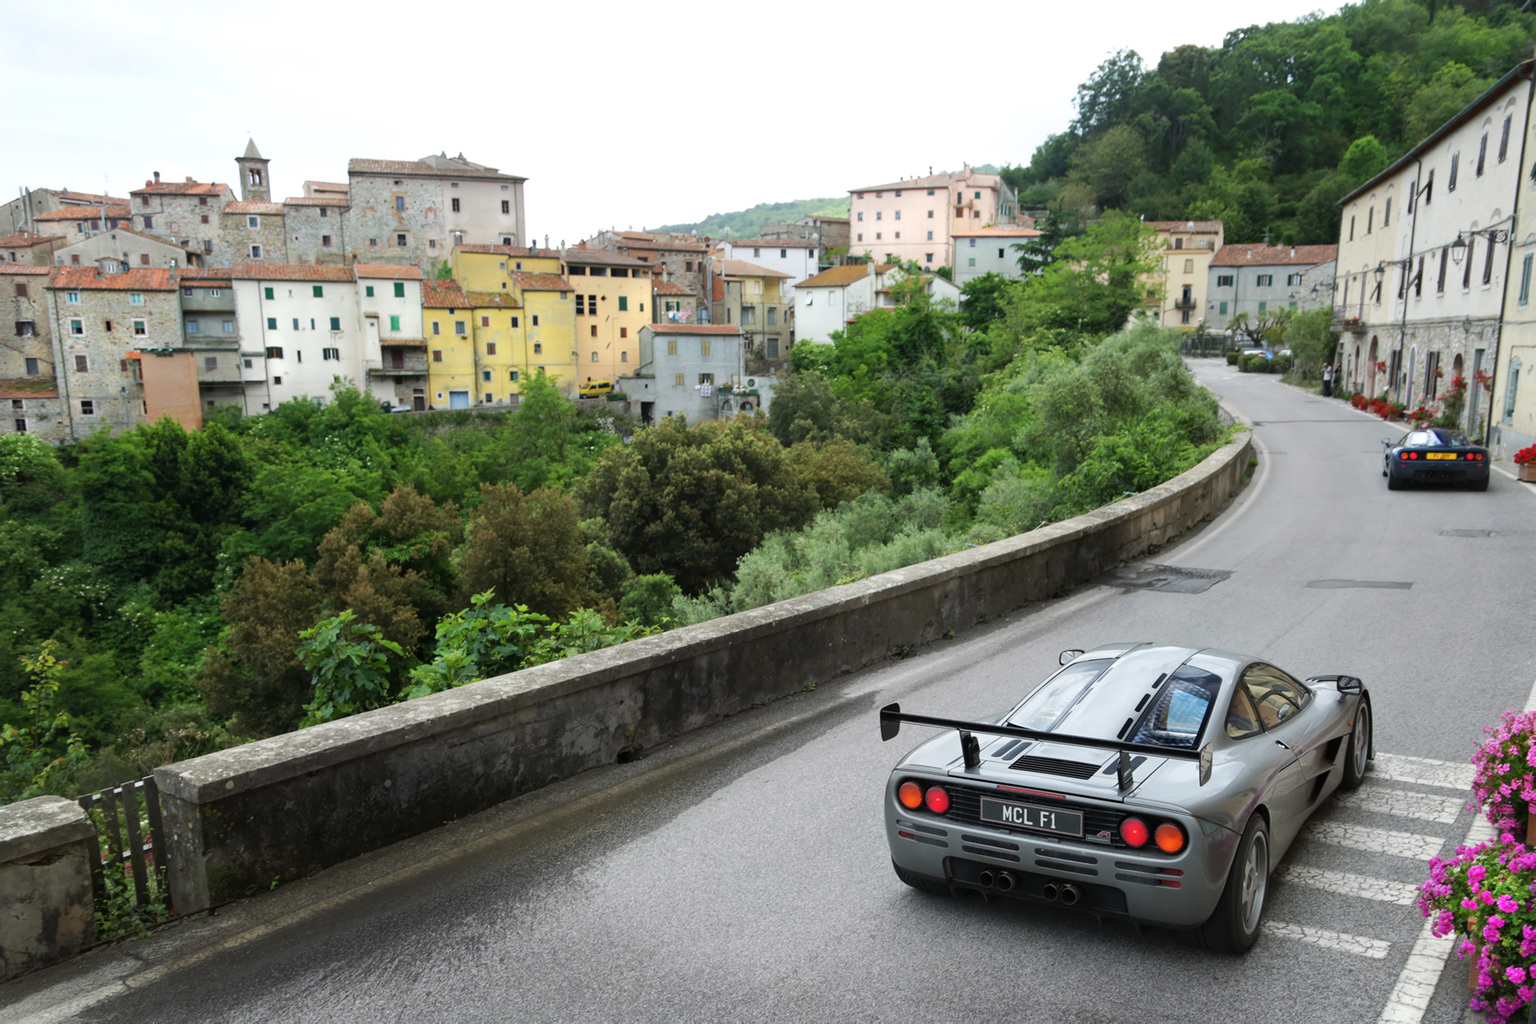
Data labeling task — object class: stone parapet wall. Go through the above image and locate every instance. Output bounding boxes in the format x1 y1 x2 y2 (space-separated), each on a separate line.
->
0 796 96 981
152 427 1253 915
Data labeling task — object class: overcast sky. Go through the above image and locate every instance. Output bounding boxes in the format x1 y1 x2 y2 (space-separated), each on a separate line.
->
6 0 1340 247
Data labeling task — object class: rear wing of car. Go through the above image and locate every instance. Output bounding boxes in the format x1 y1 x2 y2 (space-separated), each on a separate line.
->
879 702 1209 789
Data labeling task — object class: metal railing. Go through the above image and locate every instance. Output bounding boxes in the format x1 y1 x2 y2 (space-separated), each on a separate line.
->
78 776 172 935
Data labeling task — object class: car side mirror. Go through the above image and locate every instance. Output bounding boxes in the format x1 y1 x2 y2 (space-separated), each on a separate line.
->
1381 438 1394 447
1059 649 1085 666
1335 675 1363 694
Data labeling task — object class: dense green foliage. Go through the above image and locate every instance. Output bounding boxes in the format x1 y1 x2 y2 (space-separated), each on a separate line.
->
1006 0 1536 244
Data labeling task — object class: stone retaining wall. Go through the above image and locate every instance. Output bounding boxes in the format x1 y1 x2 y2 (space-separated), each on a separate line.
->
0 797 96 981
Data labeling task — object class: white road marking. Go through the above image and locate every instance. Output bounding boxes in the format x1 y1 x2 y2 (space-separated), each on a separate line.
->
1370 753 1476 792
1302 820 1443 860
1272 863 1421 906
1263 919 1392 959
1334 785 1466 824
1372 675 1536 1024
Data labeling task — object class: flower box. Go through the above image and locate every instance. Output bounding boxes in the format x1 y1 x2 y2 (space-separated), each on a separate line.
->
1519 464 1536 484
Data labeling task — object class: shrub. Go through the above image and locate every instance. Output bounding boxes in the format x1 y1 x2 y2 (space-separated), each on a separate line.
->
1225 351 1240 366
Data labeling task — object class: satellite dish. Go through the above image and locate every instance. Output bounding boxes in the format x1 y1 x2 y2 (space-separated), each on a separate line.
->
746 378 756 387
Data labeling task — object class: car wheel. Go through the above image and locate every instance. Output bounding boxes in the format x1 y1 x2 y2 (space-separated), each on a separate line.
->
893 860 949 896
1199 814 1270 954
1386 472 1405 490
1470 477 1489 492
1341 697 1372 791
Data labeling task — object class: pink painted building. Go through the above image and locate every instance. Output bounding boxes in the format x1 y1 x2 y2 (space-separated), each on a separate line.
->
848 165 1025 270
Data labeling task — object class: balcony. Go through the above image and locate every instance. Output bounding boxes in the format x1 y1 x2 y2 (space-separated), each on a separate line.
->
1174 295 1197 310
370 349 429 376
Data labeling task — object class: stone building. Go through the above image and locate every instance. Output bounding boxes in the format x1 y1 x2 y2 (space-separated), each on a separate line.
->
2 264 56 379
46 266 181 438
176 268 245 413
2 232 67 266
345 154 526 273
0 189 124 237
1204 245 1337 335
32 205 131 242
583 231 710 304
760 215 849 256
52 227 203 272
217 202 288 265
283 196 348 266
0 376 65 442
1336 58 1531 438
653 279 698 322
709 260 791 358
129 174 236 259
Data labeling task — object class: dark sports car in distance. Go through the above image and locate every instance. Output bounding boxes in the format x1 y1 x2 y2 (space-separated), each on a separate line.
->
880 643 1373 954
1382 428 1489 490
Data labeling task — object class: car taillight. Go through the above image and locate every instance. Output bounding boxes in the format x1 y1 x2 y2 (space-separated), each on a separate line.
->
924 786 950 814
1155 822 1186 854
1404 451 1418 460
898 781 923 809
1120 817 1149 847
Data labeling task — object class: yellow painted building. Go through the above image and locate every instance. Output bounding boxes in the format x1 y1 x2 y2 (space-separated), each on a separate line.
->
451 245 563 294
422 281 479 409
562 248 651 387
1146 220 1225 330
511 272 578 396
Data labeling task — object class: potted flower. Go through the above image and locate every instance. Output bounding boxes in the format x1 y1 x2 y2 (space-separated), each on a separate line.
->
1515 444 1536 484
1409 404 1438 427
1418 840 1536 1024
1472 710 1536 844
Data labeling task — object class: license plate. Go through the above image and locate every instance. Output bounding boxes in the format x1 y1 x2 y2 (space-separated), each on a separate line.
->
1425 452 1457 460
980 797 1084 837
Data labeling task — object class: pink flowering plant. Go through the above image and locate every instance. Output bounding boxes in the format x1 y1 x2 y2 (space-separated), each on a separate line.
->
1472 710 1536 835
1418 839 1536 1024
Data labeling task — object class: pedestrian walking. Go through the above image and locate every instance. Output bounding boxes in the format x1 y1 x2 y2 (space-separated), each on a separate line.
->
1322 362 1334 397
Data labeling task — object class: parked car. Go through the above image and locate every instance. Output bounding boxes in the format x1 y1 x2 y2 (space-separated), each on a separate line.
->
1238 347 1273 361
880 642 1373 953
578 379 613 398
1382 428 1489 491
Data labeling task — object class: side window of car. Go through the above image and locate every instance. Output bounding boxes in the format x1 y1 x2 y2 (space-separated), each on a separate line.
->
1225 686 1263 739
1241 666 1304 729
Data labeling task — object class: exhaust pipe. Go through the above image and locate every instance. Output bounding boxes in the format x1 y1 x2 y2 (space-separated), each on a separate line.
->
1059 883 1082 906
1041 881 1060 901
996 871 1016 892
977 869 996 888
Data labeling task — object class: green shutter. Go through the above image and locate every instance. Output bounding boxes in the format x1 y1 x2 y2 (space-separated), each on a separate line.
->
1521 253 1533 305
264 287 274 300
329 317 341 331
394 282 405 298
618 296 627 311
390 315 400 331
366 285 374 297
313 285 323 297
267 317 277 329
1219 301 1228 315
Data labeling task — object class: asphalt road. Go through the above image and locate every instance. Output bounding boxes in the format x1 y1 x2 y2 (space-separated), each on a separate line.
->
5 362 1535 1024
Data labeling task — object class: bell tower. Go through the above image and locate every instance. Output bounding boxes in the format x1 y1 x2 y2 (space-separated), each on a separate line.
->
236 138 271 202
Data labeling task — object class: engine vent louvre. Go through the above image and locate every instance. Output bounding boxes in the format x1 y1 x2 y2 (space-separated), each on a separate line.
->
1008 754 1104 779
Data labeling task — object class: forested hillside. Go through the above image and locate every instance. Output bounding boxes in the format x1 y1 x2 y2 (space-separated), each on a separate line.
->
1005 0 1536 244
649 197 850 238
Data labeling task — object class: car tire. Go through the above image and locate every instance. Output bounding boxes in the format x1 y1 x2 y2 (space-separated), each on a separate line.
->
892 860 949 896
1386 472 1405 490
1469 477 1489 492
1199 814 1270 955
1340 696 1373 791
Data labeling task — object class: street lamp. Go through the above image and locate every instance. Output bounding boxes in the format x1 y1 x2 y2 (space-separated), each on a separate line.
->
1450 227 1510 265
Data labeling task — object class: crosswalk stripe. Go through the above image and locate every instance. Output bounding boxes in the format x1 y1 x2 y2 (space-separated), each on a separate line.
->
1302 820 1443 860
1370 753 1475 792
1334 785 1466 824
1263 919 1392 958
1272 863 1421 906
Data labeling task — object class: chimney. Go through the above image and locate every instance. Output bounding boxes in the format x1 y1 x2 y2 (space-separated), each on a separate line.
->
1290 246 1296 258
153 171 160 183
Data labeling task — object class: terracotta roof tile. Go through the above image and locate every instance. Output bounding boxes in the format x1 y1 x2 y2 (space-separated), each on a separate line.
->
304 181 350 193
850 169 1001 193
348 158 524 182
129 181 230 196
725 238 818 249
606 238 709 253
49 267 177 290
36 205 131 222
1210 244 1338 268
56 226 202 255
797 264 875 288
652 280 692 295
353 263 424 280
562 248 649 267
0 377 59 399
1148 220 1225 234
223 201 285 215
0 233 66 247
513 272 571 292
642 324 743 336
179 268 233 283
282 196 350 208
51 190 123 205
0 265 52 275
716 259 790 278
230 262 356 282
950 227 1043 238
456 245 562 259
465 290 518 307
421 281 467 308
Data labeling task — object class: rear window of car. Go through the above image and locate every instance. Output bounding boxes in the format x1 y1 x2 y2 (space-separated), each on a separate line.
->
1009 659 1112 732
1127 666 1222 749
1007 659 1221 750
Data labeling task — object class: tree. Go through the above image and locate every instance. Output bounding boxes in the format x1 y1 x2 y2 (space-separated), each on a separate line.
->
297 611 405 726
960 272 1014 330
458 483 595 620
783 436 890 508
1072 50 1147 134
1071 125 1149 209
1001 212 1160 347
577 417 818 593
766 368 843 446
